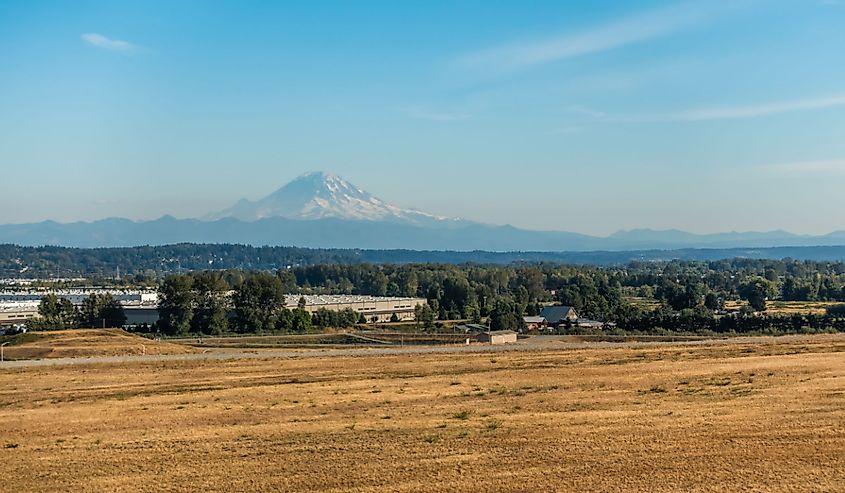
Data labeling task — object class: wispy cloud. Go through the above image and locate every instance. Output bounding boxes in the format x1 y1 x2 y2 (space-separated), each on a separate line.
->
457 1 734 74
81 33 140 53
404 107 471 122
546 125 585 136
571 93 845 123
765 159 845 175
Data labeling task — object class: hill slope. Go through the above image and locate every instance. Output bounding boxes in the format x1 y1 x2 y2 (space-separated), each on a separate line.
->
1 329 196 359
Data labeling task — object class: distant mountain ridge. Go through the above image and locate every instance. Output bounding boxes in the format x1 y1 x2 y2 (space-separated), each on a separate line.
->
607 228 833 249
1 171 845 251
2 215 845 251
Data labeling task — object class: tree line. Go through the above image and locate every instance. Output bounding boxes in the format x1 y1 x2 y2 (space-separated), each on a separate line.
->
25 257 845 335
155 271 372 336
8 242 845 279
147 259 845 335
34 293 127 329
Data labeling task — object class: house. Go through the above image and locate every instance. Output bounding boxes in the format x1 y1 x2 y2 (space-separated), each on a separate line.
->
477 330 518 344
539 306 579 327
522 316 547 330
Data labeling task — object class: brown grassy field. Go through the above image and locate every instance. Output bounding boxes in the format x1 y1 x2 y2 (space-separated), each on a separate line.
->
172 332 471 348
0 329 196 359
0 335 843 492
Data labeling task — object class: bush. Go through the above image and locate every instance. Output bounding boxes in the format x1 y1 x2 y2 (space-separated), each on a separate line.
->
825 304 845 317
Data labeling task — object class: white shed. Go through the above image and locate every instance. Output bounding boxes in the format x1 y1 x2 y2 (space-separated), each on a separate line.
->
477 330 518 344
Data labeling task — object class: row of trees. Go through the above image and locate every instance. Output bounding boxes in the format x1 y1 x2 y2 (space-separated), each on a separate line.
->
156 271 372 336
154 261 845 334
157 271 301 335
616 308 845 335
27 256 845 335
35 293 126 329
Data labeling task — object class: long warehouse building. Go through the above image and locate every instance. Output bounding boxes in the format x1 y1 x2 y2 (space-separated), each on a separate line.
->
285 295 427 323
1 293 427 326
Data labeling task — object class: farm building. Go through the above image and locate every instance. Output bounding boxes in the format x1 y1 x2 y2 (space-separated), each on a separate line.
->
539 306 579 327
477 330 517 344
522 316 546 330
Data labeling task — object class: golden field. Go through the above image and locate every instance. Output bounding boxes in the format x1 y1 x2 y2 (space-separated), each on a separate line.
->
1 335 843 492
723 299 840 315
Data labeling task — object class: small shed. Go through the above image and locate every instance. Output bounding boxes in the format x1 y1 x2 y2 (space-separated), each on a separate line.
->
477 330 518 344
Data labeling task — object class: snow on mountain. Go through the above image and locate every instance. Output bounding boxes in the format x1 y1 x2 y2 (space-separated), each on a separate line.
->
206 171 457 226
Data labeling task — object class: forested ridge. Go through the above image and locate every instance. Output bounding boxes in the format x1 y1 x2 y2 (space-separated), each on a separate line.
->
7 243 845 279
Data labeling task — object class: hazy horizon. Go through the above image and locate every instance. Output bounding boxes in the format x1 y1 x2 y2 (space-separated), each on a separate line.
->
2 1 844 236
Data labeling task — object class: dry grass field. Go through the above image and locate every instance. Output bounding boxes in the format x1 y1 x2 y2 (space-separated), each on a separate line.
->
0 329 196 359
724 299 840 315
1 335 843 492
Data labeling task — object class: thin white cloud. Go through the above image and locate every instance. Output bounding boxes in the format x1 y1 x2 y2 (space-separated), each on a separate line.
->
765 159 845 175
572 93 845 123
81 33 140 53
404 107 471 122
565 105 608 119
457 1 734 74
546 125 585 135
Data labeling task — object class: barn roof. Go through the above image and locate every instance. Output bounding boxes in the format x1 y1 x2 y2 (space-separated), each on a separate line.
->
539 306 576 322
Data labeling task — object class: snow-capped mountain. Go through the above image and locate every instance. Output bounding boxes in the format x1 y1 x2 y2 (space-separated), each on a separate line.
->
4 171 845 252
206 171 456 226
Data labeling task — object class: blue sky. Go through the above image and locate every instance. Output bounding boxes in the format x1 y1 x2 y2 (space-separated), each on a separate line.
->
1 0 844 235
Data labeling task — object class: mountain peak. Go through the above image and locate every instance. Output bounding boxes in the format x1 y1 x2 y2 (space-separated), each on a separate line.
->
206 171 455 226
270 171 364 200
293 170 341 183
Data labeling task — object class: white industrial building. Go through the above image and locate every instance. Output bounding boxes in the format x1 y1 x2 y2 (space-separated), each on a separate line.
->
0 289 158 307
0 302 39 325
285 295 426 323
1 290 426 326
0 289 159 326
